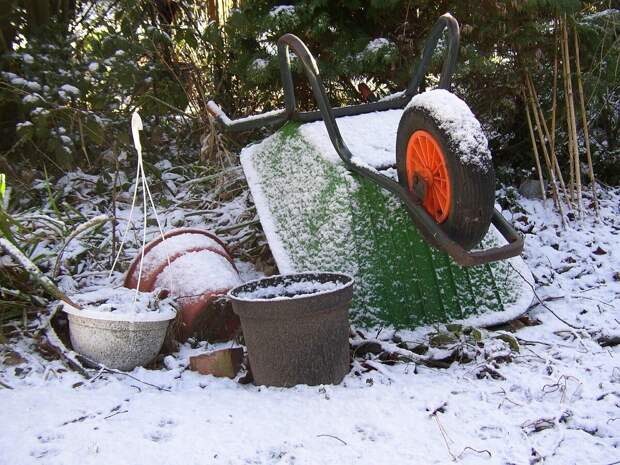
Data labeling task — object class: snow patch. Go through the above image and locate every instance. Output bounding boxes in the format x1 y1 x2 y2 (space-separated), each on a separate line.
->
232 277 349 301
65 287 177 321
269 5 295 16
59 84 80 95
363 38 393 53
154 250 241 298
138 233 226 276
300 109 402 169
251 58 269 70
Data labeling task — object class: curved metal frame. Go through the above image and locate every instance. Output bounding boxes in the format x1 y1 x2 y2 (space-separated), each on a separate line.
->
207 14 523 266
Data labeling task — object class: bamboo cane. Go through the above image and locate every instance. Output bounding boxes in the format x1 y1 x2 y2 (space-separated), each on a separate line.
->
562 15 582 214
572 20 599 218
549 27 569 203
525 75 565 224
559 19 575 205
526 73 563 208
524 92 547 205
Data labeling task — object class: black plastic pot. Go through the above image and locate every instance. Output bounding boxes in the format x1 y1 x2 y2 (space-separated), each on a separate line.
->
228 272 353 387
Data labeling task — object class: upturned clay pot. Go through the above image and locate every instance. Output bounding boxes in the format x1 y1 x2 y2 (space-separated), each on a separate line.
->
124 228 241 341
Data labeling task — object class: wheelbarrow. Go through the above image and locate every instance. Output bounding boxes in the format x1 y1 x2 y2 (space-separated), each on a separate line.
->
208 14 532 328
208 13 523 267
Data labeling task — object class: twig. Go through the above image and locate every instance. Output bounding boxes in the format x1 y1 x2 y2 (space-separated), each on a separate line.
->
78 352 171 391
144 94 196 119
77 115 92 168
104 410 128 420
493 387 523 408
525 72 565 223
94 365 170 392
40 305 91 379
316 434 347 445
215 219 260 234
514 336 553 347
561 15 582 213
0 379 13 389
53 214 110 278
571 294 613 308
509 262 581 329
550 22 568 202
61 414 93 426
455 447 492 460
111 149 119 268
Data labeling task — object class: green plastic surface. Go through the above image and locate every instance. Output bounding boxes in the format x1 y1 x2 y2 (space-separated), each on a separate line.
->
242 123 530 328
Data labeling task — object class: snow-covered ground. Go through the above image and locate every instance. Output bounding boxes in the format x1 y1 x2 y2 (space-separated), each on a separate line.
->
1 186 619 464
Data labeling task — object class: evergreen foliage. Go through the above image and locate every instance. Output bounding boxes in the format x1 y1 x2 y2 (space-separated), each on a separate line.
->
0 1 617 181
224 1 618 182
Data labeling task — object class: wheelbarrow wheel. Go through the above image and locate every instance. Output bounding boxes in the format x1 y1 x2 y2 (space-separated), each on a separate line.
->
396 97 495 250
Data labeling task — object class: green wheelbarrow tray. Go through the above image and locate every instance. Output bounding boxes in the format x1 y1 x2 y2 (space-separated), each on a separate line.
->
209 14 534 328
238 113 533 328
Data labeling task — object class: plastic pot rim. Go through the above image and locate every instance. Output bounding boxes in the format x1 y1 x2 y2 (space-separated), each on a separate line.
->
62 302 177 324
227 271 354 304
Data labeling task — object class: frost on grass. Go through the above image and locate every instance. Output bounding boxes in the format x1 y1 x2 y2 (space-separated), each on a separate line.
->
406 89 492 171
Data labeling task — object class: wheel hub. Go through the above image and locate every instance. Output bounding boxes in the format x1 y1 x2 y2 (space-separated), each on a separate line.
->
405 130 451 223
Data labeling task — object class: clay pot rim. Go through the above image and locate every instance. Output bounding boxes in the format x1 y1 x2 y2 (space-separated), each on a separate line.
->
227 271 353 303
62 301 177 323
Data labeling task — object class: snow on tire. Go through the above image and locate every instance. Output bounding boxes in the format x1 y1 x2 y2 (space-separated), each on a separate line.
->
396 89 495 250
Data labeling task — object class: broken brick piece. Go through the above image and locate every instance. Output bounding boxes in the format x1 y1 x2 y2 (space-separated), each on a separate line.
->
189 348 244 378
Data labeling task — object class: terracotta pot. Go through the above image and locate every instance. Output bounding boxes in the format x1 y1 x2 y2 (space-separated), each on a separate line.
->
124 228 241 341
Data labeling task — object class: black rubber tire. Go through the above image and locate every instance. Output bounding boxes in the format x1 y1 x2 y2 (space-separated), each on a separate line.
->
396 102 495 250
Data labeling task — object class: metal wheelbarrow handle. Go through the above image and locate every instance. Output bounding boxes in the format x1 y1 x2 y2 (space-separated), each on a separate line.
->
208 13 524 266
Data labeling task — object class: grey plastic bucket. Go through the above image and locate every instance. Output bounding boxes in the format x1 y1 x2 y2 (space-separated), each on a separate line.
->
228 272 353 387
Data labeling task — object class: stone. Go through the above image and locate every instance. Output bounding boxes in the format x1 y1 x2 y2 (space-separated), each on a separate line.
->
189 348 244 378
519 179 546 199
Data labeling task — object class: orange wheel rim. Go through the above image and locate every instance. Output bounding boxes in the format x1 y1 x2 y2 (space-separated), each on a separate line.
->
405 130 451 223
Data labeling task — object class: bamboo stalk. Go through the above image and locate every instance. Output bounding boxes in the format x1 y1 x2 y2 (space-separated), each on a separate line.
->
524 94 547 205
561 15 582 214
525 74 565 223
549 26 569 203
525 76 555 202
560 17 574 206
572 20 599 218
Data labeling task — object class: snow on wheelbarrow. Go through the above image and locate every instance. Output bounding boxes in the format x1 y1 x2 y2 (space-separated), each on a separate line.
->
124 228 242 341
208 13 535 329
